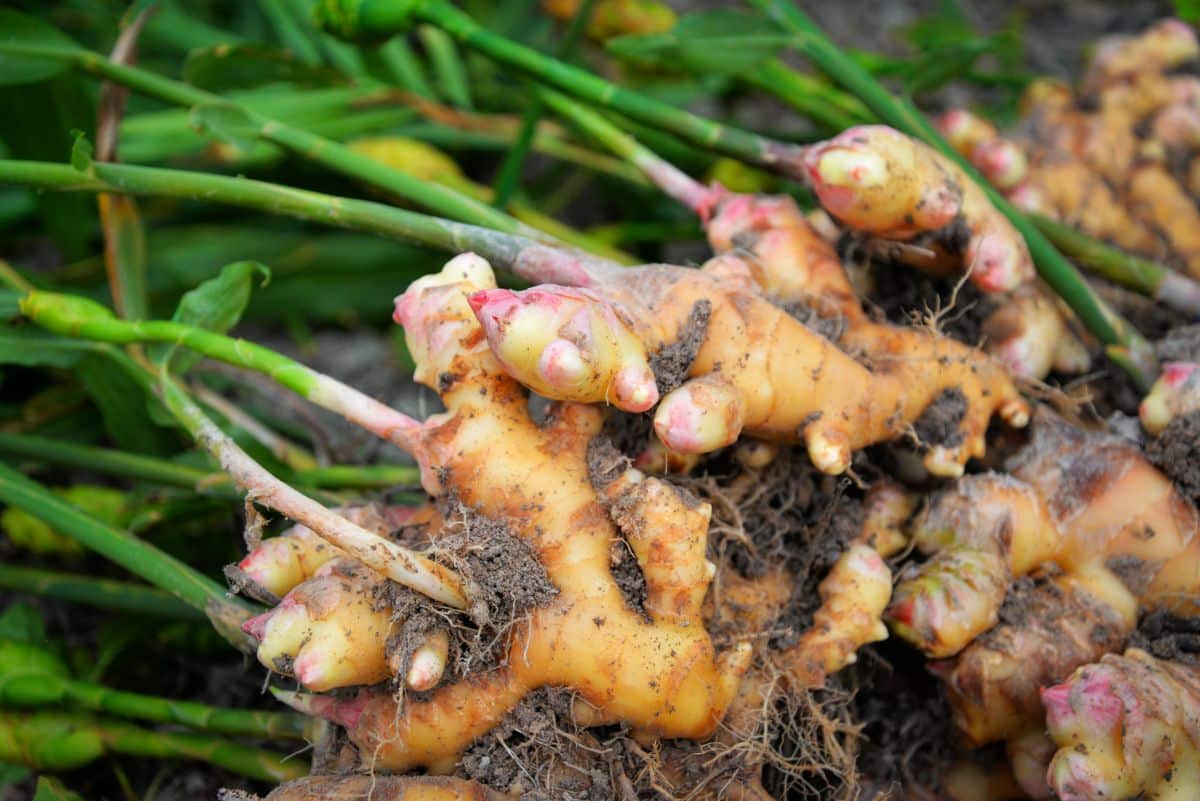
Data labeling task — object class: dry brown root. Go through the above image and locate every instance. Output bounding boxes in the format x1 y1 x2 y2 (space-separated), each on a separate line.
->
1040 648 1200 800
255 775 508 801
469 214 1029 478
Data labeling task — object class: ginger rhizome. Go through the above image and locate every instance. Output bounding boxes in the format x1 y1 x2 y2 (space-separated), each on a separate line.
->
880 409 1200 799
234 254 903 799
1040 648 1200 801
468 185 1029 478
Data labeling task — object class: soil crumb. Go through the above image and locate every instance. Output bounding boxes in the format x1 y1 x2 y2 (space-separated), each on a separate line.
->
650 299 711 394
1156 323 1200 362
1131 609 1200 666
912 388 968 449
1144 410 1200 505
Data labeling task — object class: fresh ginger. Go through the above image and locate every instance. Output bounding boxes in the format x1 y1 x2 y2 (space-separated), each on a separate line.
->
255 775 505 801
235 504 436 600
803 124 1034 294
249 254 756 772
469 195 1029 477
892 410 1200 749
1041 648 1200 801
231 254 911 797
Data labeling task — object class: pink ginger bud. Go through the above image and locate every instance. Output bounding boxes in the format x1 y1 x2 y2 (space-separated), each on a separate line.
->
937 109 998 155
971 139 1028 190
652 374 744 454
468 285 658 412
247 563 395 692
1140 361 1200 435
804 126 961 237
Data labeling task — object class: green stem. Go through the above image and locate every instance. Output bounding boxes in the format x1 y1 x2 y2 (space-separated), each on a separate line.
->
257 0 324 64
0 43 543 242
316 0 785 166
0 565 204 620
747 60 871 132
491 0 597 207
292 463 418 488
0 431 407 493
749 0 1159 389
379 36 437 98
0 463 257 640
63 684 313 741
1031 214 1200 316
0 159 607 282
539 88 710 211
97 718 307 782
417 24 473 107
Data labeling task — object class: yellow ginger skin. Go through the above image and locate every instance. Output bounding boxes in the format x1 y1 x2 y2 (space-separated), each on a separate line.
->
803 125 1035 294
1042 649 1200 801
905 411 1200 746
289 254 753 772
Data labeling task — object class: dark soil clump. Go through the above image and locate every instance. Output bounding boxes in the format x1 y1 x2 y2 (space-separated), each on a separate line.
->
1131 609 1200 665
649 299 711 394
1144 410 1200 505
912 388 968 449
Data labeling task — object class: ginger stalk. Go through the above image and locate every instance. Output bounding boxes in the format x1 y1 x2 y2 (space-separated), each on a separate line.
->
1042 648 1200 801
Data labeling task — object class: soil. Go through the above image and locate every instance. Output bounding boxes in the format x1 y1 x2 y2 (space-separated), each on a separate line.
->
912 388 968 450
648 299 712 394
1131 609 1200 665
1145 411 1200 506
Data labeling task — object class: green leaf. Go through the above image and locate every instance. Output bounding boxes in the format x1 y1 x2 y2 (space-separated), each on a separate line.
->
69 130 93 173
0 10 81 87
0 328 94 368
607 11 792 75
0 763 30 794
1174 0 1200 24
77 355 177 455
183 44 346 92
150 261 270 373
0 603 47 646
187 102 264 154
33 777 87 801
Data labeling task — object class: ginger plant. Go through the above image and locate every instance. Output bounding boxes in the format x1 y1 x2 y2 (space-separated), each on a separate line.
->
234 254 900 791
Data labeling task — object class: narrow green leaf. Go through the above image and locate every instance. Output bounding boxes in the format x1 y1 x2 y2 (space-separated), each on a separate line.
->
0 603 47 647
607 11 791 75
77 355 177 455
151 260 271 373
33 776 88 801
183 43 346 92
0 328 93 368
187 102 264 154
0 10 81 87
